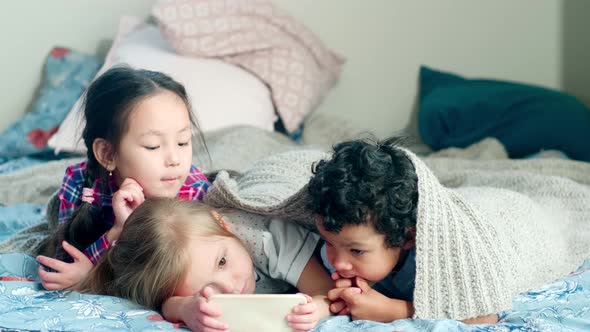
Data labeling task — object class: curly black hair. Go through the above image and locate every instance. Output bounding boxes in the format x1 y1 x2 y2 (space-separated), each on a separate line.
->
307 136 419 248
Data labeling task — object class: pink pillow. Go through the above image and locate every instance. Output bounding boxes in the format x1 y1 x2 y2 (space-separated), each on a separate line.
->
153 0 345 133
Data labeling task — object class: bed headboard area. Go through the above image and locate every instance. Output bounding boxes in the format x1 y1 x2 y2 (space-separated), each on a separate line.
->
1 0 588 142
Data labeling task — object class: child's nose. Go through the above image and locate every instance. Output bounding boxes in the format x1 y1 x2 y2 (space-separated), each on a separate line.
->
214 276 235 294
165 149 180 167
332 252 353 272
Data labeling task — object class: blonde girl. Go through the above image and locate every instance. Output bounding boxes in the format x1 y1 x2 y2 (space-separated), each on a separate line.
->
80 198 333 332
36 66 210 290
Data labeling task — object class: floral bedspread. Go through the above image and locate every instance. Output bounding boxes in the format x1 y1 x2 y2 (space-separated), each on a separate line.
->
0 253 588 331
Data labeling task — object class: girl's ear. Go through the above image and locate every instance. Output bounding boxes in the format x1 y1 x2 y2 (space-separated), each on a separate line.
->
93 138 116 172
210 210 232 232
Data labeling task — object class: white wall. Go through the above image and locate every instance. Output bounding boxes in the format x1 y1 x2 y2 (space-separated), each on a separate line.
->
0 0 153 131
0 0 571 138
275 0 563 137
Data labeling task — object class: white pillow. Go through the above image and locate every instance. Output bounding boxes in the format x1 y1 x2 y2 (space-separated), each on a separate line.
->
48 16 277 154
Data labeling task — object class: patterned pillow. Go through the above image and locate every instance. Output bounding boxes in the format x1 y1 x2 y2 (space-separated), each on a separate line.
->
152 0 345 134
0 47 100 162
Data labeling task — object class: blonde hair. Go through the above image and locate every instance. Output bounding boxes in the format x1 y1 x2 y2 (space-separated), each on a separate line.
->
79 198 235 310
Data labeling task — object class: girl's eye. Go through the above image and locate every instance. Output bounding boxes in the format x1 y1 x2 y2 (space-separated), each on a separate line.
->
218 256 227 269
144 146 159 151
351 249 364 255
178 141 190 147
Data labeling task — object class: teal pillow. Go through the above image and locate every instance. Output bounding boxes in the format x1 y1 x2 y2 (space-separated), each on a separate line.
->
418 66 590 161
0 47 100 162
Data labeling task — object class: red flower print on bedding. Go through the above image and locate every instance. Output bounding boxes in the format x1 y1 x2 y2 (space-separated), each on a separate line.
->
27 126 59 149
0 276 36 282
147 314 182 328
50 47 71 58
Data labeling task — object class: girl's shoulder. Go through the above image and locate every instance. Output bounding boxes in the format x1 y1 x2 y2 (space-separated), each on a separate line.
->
178 164 210 201
184 164 210 186
63 160 88 175
58 160 88 201
61 160 88 184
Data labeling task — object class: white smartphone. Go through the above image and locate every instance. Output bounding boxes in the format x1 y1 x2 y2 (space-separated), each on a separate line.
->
209 294 307 332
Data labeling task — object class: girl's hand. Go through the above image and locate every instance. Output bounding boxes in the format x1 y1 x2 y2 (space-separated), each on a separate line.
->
36 241 93 290
180 286 229 332
287 294 320 332
112 178 145 230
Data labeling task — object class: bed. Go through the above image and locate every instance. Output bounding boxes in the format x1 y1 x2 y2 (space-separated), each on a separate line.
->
1 1 589 331
1 126 589 332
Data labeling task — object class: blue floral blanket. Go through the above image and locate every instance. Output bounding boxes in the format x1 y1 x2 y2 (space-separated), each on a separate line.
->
0 252 588 331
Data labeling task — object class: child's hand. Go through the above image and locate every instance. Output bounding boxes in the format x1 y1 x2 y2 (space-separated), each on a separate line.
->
112 178 145 230
36 241 93 290
326 272 353 315
180 286 228 332
332 276 412 322
286 294 320 332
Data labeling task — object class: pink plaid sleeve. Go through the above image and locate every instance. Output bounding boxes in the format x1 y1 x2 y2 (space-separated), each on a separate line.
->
178 165 210 201
83 233 111 265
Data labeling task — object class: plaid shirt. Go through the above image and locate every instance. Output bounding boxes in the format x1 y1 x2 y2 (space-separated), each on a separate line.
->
57 161 209 264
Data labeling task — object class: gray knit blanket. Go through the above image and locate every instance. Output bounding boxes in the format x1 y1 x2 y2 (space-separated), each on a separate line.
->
203 146 590 320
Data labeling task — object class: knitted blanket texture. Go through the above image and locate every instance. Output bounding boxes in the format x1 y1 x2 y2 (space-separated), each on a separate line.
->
204 148 590 320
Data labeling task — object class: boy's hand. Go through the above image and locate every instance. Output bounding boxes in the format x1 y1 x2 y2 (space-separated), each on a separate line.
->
286 294 320 332
327 272 353 315
36 241 93 290
179 286 228 332
112 178 145 231
336 276 413 322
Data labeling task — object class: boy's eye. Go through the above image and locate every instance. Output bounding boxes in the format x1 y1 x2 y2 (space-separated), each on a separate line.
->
218 256 227 269
350 249 364 255
144 146 159 151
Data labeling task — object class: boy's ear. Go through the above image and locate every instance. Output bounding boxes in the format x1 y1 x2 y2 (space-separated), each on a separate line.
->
93 138 115 171
403 226 417 250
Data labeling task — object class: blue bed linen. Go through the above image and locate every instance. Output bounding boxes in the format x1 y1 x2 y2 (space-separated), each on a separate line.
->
0 47 99 163
0 204 45 242
0 254 588 331
315 259 590 331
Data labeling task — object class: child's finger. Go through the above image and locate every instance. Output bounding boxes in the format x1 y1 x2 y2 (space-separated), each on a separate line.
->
37 268 64 284
327 287 345 301
200 285 216 299
331 271 341 280
288 319 317 332
199 315 229 331
338 306 350 316
114 190 132 205
61 241 86 262
199 300 223 317
354 277 370 292
130 189 144 207
334 278 353 288
292 302 316 315
339 287 362 303
329 300 347 314
41 281 64 291
36 255 67 272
